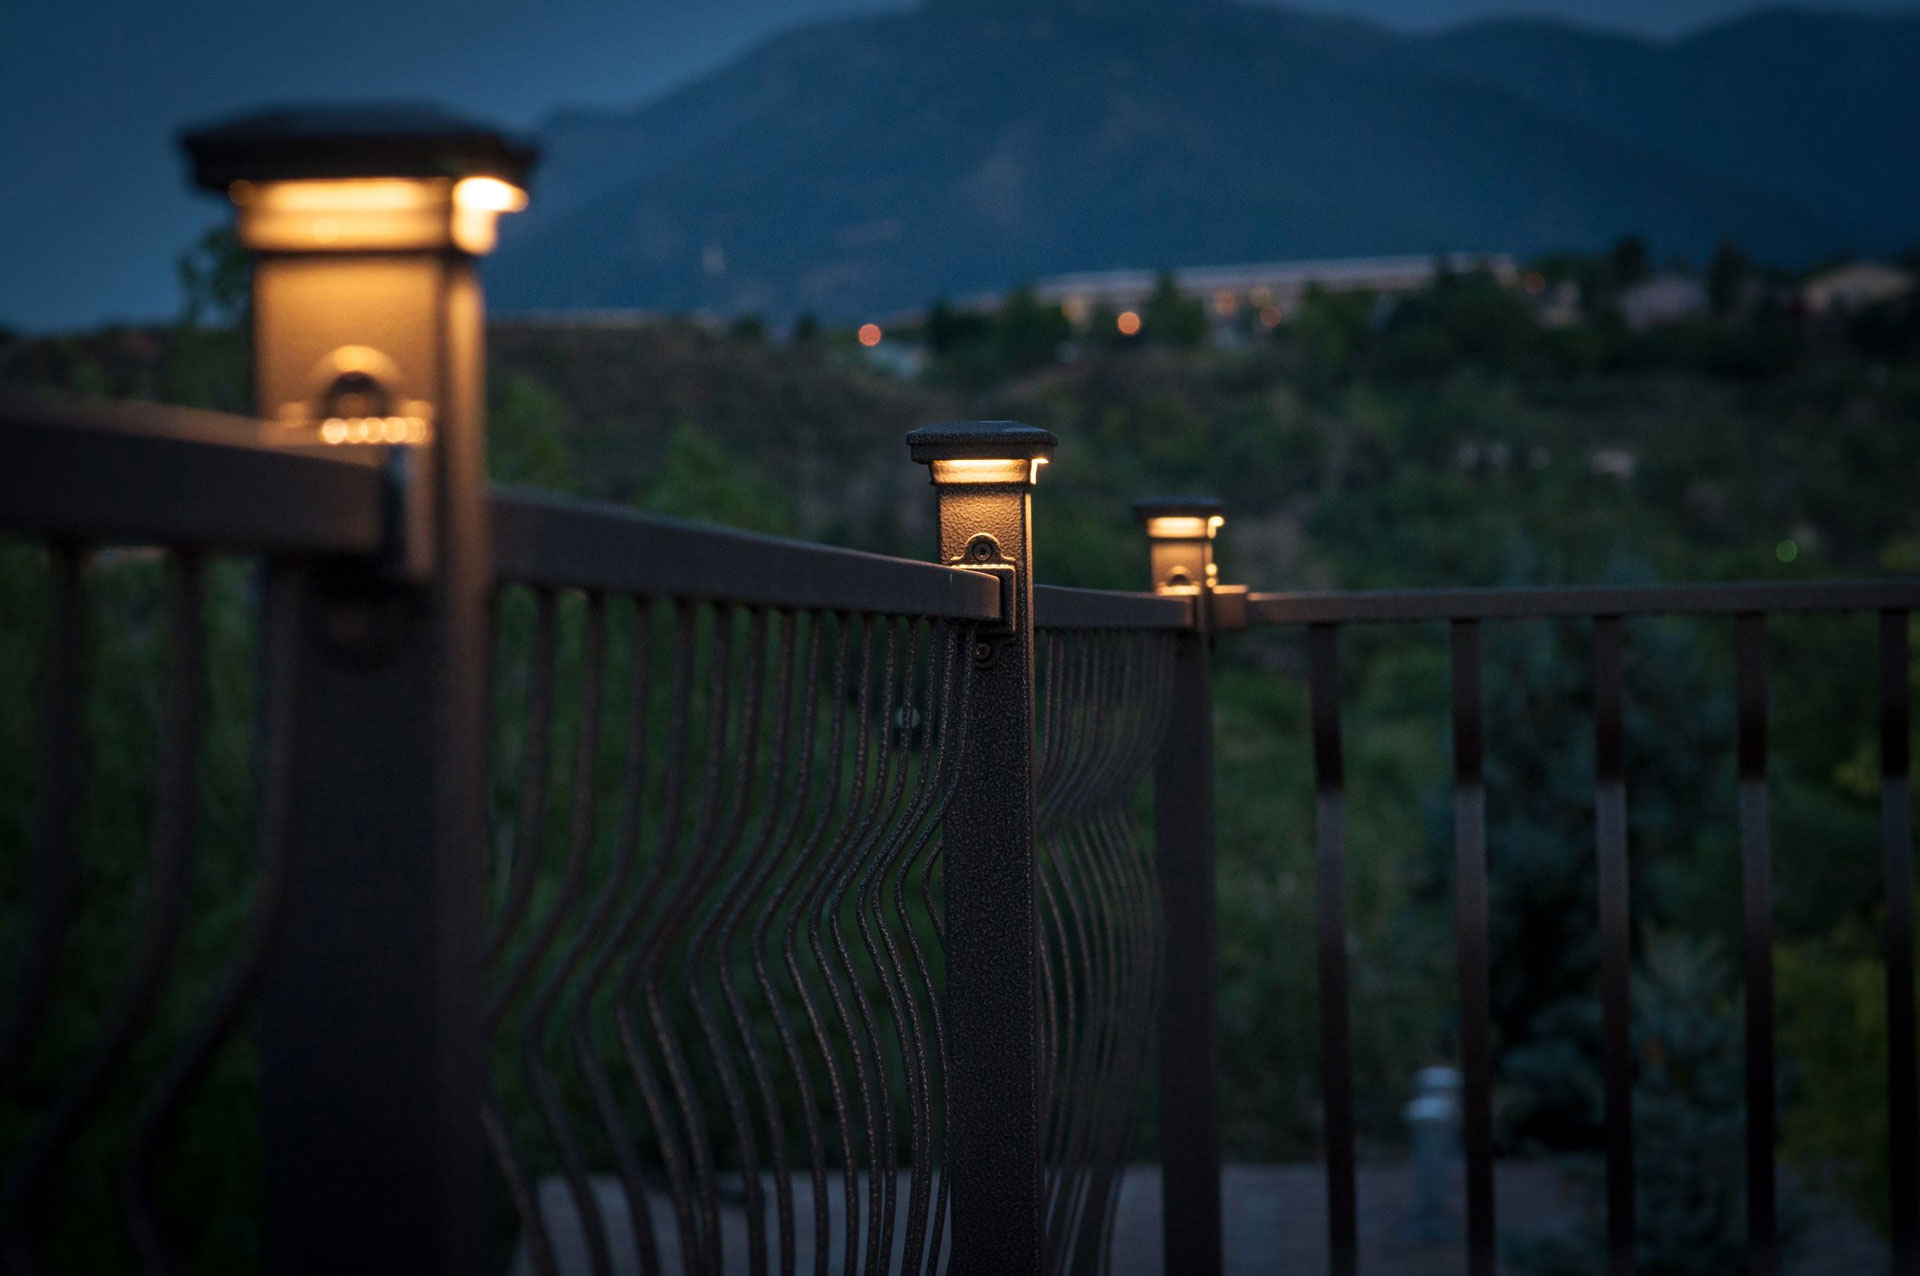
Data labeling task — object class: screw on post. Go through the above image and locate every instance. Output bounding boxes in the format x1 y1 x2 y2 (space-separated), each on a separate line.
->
907 420 1055 1276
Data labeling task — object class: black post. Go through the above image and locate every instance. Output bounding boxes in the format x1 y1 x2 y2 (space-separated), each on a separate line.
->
908 421 1056 1276
182 108 528 1273
1134 498 1225 1276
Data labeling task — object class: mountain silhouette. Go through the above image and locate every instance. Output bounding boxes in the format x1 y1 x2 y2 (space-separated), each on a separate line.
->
486 2 1918 320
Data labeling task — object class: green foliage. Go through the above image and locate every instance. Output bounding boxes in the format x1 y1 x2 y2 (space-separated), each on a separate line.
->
489 373 577 492
176 225 250 330
1777 918 1911 1237
640 421 797 536
1140 272 1209 348
1511 934 1796 1275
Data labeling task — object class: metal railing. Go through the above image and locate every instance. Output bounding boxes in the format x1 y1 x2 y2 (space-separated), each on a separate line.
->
0 391 1191 1276
1245 582 1920 1276
8 383 1918 1276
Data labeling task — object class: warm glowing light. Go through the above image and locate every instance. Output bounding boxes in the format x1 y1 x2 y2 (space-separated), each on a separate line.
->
858 323 883 347
1523 271 1547 294
317 416 430 445
452 176 528 254
1116 310 1142 336
1259 306 1283 329
229 175 527 255
928 456 1048 485
454 176 527 213
1212 290 1239 318
1144 515 1223 540
1249 285 1273 306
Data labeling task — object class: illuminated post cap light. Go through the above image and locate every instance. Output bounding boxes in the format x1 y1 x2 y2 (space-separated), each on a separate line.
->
181 105 535 449
1135 495 1247 628
906 420 1057 488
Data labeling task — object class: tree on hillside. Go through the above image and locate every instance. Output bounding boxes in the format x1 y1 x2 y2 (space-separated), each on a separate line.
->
1142 272 1209 348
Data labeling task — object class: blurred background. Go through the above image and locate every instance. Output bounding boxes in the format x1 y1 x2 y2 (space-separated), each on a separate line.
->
4 0 1920 1270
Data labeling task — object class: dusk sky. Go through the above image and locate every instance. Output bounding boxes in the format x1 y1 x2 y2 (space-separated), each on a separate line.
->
2 0 1912 333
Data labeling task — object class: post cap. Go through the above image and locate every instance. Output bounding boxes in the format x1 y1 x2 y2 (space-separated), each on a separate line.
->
1134 496 1225 539
906 420 1057 464
182 103 537 191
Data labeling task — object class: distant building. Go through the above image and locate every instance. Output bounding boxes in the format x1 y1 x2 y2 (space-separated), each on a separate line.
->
960 253 1518 324
1617 275 1707 330
1803 261 1915 316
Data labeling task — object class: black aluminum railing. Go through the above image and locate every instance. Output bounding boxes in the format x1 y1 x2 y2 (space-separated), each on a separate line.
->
0 391 1189 1276
7 386 1920 1276
1247 583 1920 1276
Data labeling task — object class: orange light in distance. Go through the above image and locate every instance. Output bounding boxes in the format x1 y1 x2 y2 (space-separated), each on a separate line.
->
1116 310 1142 336
1259 305 1283 328
858 323 883 347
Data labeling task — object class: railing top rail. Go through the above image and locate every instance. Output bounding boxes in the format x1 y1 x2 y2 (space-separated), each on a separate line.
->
1248 579 1920 625
492 486 1003 619
1034 584 1194 631
1 389 389 554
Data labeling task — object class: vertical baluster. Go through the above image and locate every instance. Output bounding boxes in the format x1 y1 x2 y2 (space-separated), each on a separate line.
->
1309 622 1356 1276
1884 610 1917 1276
1736 613 1777 1276
0 545 87 1091
1593 615 1634 1276
1450 619 1495 1276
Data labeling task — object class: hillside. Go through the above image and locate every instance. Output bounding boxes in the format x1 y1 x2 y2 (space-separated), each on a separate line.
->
485 0 1916 321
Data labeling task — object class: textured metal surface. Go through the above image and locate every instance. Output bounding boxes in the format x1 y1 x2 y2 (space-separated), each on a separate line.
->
483 591 974 1275
1593 616 1635 1276
924 466 1045 1276
1248 580 1920 625
1884 611 1918 1276
1308 624 1357 1276
494 489 1002 620
1736 614 1778 1276
1032 627 1175 1276
1449 620 1495 1276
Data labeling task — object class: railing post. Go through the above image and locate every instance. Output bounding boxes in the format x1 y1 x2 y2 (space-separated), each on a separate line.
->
908 420 1056 1276
184 107 532 1273
1134 498 1234 1276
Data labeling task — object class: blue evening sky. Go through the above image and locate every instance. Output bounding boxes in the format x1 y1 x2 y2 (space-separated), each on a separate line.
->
1 0 1910 332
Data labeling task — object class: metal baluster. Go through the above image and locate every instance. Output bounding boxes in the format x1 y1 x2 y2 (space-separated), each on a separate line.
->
1736 613 1777 1276
1883 610 1918 1276
0 545 87 1092
122 559 298 1272
1309 622 1357 1276
1593 615 1635 1276
1450 618 1495 1276
569 598 664 1276
4 553 204 1273
518 594 616 1276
